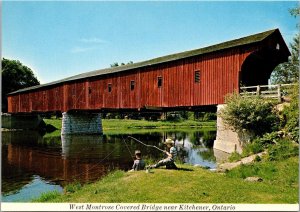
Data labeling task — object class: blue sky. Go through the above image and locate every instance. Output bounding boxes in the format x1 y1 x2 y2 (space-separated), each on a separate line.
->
2 1 298 84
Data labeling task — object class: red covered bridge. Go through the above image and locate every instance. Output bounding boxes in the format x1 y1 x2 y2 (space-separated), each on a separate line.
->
7 28 290 113
5 29 290 135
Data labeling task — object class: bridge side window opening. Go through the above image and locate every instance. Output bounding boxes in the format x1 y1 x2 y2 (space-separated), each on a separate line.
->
108 83 112 93
158 76 163 88
130 80 135 91
195 70 200 83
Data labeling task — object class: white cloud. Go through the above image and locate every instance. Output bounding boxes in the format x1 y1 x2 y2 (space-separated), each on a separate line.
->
70 37 108 53
70 46 96 53
79 38 108 44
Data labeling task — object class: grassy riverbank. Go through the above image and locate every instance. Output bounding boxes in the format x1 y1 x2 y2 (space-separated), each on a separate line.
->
103 119 215 129
43 118 216 137
44 118 215 130
34 156 298 203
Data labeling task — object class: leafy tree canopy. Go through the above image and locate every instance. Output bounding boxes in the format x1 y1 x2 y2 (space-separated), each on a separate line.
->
270 6 299 84
110 61 133 67
2 58 40 111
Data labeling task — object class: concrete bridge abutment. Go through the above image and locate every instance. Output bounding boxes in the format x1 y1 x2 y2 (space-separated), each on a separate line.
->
213 104 252 154
61 112 103 135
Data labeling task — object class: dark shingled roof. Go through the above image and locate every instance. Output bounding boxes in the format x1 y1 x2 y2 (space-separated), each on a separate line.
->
9 28 279 95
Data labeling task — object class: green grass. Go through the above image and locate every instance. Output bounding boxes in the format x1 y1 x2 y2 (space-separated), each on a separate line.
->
43 130 61 138
35 157 298 203
43 118 62 138
44 118 62 130
43 118 216 133
228 151 242 162
102 119 215 130
227 157 298 184
64 181 82 193
32 191 62 202
104 126 216 136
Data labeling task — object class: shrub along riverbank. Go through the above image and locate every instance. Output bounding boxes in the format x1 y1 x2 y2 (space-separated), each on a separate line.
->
33 156 298 203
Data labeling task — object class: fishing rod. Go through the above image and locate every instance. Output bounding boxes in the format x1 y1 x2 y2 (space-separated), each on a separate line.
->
127 136 165 153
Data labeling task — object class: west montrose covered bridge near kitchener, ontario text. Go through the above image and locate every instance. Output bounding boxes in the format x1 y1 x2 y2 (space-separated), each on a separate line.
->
6 29 290 145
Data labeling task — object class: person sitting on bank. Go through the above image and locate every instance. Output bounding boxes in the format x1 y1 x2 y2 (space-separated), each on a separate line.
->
130 150 146 171
148 138 177 169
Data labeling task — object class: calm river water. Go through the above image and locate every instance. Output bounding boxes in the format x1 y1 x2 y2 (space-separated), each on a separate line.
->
2 128 228 202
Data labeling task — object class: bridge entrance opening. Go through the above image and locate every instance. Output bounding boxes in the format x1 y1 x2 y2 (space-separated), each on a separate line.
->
240 47 289 87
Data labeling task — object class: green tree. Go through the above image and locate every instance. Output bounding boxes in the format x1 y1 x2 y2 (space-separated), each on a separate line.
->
110 61 133 67
289 4 300 29
271 35 299 84
110 62 120 67
2 58 40 112
270 6 299 84
282 84 299 143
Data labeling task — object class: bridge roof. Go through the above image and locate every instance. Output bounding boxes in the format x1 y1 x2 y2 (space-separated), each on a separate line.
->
9 28 284 95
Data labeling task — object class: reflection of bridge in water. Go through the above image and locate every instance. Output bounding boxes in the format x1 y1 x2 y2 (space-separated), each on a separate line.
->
2 129 229 198
2 131 133 188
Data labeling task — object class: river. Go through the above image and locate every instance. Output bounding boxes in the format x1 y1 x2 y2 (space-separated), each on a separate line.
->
1 128 229 202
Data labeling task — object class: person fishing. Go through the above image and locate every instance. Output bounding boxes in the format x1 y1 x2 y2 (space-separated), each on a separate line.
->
148 138 177 169
130 150 146 171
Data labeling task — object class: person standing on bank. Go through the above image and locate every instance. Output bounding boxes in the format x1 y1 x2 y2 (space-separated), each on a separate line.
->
130 150 146 171
148 138 177 169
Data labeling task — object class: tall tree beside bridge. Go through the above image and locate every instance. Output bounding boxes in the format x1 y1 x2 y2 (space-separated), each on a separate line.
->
271 6 299 84
2 58 40 112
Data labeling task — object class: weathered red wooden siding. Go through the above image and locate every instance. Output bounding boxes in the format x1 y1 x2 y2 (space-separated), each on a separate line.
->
140 66 162 108
19 93 29 112
88 78 101 109
7 96 12 112
6 45 262 113
102 74 119 109
30 90 38 111
137 46 257 108
64 82 87 110
118 70 140 109
7 95 19 113
45 86 64 111
47 88 55 111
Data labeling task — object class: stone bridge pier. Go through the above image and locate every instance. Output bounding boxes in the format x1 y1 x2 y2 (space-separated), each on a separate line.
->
213 104 252 154
61 112 103 135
